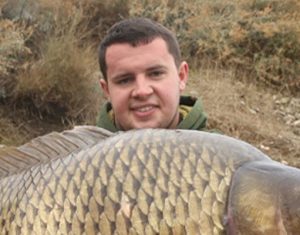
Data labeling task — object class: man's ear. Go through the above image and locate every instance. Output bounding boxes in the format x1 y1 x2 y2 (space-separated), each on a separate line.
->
178 61 189 91
99 79 110 99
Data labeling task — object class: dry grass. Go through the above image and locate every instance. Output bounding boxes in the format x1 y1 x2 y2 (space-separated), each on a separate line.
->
0 114 29 146
188 67 280 138
186 65 300 166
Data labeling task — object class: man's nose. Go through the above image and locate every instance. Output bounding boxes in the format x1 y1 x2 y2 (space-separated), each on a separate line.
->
131 76 153 97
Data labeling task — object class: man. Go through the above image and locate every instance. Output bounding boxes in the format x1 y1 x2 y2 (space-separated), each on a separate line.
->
96 17 207 132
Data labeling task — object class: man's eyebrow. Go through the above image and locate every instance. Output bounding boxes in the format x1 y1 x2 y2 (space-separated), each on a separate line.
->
111 72 133 81
146 65 167 71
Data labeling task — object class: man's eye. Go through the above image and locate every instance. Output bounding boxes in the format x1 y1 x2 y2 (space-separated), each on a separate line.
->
149 70 164 77
116 77 132 85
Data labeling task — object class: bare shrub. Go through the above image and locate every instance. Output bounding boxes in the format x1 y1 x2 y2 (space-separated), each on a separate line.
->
12 30 101 123
189 0 300 93
0 20 34 99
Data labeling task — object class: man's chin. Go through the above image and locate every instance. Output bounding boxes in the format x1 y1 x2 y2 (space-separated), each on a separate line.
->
131 122 161 130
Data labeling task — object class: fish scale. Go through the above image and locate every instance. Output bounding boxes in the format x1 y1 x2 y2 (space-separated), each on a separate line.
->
1 127 300 234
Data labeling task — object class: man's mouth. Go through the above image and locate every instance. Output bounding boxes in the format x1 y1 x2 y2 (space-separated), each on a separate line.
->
131 105 158 117
135 105 154 112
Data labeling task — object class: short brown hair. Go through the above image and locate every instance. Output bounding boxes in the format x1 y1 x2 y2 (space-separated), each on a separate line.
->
98 17 181 80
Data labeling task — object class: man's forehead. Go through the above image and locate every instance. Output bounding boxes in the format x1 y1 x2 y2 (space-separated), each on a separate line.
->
106 38 171 63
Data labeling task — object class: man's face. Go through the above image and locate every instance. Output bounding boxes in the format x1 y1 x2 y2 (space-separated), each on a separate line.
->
100 37 188 131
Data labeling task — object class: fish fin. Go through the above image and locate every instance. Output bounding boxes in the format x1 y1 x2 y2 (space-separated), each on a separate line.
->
226 160 300 235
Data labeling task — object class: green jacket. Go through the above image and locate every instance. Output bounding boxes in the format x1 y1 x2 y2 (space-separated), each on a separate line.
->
96 96 207 132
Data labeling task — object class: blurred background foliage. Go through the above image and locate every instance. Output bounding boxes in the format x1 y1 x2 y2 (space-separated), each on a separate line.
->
0 0 299 145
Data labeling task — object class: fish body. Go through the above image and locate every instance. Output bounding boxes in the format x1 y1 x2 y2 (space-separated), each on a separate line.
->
0 127 299 234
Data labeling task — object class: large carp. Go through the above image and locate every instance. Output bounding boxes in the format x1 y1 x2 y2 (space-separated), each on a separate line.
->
0 126 300 234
